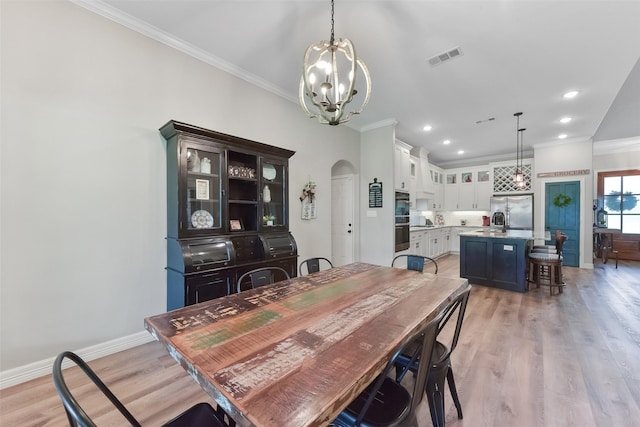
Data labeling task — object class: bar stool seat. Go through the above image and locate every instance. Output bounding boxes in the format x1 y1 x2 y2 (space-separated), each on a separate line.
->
528 234 567 295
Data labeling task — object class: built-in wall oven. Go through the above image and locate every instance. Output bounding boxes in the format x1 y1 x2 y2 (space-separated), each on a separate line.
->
395 191 410 252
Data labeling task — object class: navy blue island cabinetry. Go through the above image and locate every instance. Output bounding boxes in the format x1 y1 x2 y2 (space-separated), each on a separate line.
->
459 230 547 292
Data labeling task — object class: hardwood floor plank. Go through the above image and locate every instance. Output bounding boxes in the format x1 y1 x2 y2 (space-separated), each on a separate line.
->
1 255 639 427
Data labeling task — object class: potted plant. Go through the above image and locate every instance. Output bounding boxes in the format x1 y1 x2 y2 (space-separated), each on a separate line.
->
263 214 275 226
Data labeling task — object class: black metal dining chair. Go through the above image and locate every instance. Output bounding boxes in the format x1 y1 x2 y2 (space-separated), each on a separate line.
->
236 266 290 293
392 254 439 274
393 285 471 427
330 307 445 427
299 257 334 276
52 351 233 427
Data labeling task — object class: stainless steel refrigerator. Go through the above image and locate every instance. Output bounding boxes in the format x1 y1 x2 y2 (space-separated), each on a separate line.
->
490 195 533 230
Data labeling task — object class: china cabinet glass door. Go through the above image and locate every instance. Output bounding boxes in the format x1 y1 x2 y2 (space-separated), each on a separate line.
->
260 157 287 231
182 144 223 236
227 151 258 232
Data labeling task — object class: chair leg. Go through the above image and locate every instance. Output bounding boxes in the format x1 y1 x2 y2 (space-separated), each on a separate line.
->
446 367 463 419
426 388 444 427
557 264 564 294
427 368 447 427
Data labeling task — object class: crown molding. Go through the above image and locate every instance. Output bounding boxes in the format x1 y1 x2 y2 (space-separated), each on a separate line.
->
70 0 297 104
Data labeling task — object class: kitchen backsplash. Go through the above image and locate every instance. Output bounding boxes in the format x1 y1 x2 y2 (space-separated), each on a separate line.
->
410 209 490 227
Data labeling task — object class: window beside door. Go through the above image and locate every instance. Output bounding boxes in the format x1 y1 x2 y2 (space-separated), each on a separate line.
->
597 169 640 234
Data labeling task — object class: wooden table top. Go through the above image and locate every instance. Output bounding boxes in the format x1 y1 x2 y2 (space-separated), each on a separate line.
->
145 263 470 427
593 228 622 234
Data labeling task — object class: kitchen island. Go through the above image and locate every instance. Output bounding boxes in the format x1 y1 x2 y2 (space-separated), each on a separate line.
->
459 229 550 292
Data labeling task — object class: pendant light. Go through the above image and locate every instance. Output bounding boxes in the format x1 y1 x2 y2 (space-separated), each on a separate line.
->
513 112 525 187
299 0 371 125
516 127 527 188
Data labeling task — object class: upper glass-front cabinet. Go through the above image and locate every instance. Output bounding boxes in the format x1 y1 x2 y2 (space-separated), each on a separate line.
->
161 120 295 239
227 151 258 232
181 142 224 237
260 157 287 231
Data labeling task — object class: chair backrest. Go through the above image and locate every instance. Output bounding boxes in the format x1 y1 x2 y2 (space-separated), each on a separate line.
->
299 257 334 276
53 351 142 427
345 308 445 427
392 254 439 274
236 266 290 293
556 233 568 259
436 285 471 356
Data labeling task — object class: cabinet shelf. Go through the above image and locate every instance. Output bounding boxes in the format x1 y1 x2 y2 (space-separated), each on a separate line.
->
229 200 258 205
188 171 220 178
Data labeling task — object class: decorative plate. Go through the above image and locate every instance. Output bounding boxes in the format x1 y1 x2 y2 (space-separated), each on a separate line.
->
263 164 276 181
191 210 214 229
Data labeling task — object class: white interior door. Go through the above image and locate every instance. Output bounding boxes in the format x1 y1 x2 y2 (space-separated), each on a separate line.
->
331 175 355 266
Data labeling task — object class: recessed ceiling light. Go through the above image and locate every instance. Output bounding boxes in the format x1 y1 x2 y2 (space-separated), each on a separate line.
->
457 150 464 155
443 140 451 145
563 90 579 99
558 134 568 139
423 125 432 131
560 117 572 124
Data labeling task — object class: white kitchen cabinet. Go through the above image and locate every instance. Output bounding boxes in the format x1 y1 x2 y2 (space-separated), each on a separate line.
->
458 168 492 210
442 227 451 254
410 230 426 256
475 170 493 210
450 227 463 253
419 157 434 195
444 167 492 210
426 164 444 210
409 156 417 207
426 228 446 259
394 141 412 191
444 171 459 210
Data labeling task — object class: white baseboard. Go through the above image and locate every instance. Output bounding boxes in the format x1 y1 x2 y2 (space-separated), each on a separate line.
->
0 331 155 390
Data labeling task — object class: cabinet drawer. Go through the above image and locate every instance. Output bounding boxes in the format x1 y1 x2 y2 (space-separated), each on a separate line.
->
186 272 231 305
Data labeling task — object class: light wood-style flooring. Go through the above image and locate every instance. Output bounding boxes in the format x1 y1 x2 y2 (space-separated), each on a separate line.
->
1 255 639 426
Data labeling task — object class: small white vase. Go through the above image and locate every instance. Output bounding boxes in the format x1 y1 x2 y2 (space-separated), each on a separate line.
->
263 185 271 203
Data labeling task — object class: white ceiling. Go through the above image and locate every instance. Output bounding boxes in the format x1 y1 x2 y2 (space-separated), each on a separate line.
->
82 0 640 167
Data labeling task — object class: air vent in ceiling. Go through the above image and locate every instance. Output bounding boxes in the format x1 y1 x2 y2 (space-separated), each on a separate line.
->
428 47 463 67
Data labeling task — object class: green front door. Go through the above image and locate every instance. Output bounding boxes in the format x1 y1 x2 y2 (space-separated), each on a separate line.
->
545 181 580 266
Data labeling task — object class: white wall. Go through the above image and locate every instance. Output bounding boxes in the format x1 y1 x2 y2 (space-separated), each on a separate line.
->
0 1 359 373
359 123 396 266
533 139 594 267
593 138 640 180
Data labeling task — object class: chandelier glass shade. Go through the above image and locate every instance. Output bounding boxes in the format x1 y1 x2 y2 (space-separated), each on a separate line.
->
299 0 371 125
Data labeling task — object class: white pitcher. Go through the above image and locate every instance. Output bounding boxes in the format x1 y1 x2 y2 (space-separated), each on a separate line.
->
263 185 271 203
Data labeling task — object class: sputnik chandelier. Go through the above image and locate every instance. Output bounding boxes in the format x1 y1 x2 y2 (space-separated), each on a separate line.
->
299 0 371 125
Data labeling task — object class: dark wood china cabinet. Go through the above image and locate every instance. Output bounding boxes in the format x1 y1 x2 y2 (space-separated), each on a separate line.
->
161 121 296 310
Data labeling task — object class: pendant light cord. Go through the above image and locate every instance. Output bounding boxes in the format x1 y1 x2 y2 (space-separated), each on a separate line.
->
514 112 522 172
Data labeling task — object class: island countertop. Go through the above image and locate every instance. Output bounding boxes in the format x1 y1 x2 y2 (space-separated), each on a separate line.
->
459 229 551 292
459 229 550 240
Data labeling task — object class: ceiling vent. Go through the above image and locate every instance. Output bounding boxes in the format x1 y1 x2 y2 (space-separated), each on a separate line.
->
428 47 463 67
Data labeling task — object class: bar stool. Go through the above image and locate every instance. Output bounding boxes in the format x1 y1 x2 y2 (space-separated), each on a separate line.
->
528 234 567 295
529 230 565 285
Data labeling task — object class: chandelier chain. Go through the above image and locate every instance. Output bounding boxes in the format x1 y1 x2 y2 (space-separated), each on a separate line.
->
330 0 335 45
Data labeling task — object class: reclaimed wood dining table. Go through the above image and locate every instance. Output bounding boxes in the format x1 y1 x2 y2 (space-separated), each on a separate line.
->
144 262 470 427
